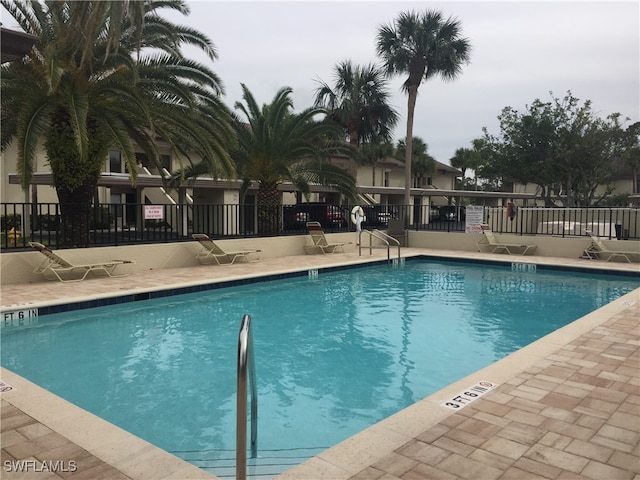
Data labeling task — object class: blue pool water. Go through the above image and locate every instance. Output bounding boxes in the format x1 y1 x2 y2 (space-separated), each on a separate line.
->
1 259 637 477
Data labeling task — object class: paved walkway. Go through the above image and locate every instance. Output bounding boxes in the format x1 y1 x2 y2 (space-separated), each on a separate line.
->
1 249 638 479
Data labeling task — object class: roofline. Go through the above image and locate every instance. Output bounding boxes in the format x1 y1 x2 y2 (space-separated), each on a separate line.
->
10 172 640 201
1 27 38 64
7 172 535 199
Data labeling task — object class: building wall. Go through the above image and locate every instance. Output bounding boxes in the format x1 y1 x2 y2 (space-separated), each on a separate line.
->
1 143 58 204
3 139 636 208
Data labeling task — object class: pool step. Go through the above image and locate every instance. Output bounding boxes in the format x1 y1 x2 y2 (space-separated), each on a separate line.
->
177 447 328 479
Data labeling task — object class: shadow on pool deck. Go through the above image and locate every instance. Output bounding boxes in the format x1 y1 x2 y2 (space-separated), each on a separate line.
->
1 248 639 479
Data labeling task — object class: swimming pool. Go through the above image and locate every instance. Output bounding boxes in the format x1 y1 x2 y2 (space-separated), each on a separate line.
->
1 258 638 478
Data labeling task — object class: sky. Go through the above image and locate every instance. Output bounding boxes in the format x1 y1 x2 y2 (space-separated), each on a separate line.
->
162 0 639 165
3 1 638 165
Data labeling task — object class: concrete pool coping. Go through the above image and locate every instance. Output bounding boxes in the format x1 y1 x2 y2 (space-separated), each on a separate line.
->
1 248 639 479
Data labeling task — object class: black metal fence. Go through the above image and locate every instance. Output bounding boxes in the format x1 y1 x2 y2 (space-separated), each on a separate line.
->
1 202 638 250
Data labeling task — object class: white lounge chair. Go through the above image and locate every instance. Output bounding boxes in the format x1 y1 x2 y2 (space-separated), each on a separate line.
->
192 234 262 265
29 242 135 282
304 221 349 254
476 227 537 255
584 230 639 263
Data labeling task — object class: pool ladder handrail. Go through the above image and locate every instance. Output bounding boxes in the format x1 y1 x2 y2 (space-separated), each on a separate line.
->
236 314 258 480
359 229 401 262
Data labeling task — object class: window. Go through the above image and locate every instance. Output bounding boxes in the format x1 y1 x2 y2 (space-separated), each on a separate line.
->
109 150 121 173
135 153 148 168
160 155 171 172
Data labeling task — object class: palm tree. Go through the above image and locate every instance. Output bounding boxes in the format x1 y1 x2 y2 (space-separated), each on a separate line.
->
232 84 355 235
376 9 471 210
450 139 486 190
450 147 473 180
314 60 398 149
358 138 395 186
395 137 435 188
1 0 235 247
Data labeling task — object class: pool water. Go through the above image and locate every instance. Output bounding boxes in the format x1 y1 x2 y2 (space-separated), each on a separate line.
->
1 260 637 477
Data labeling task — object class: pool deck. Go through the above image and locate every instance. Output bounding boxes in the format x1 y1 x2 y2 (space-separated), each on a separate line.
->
1 248 639 479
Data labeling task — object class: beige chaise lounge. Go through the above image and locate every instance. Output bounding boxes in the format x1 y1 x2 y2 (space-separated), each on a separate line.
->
29 242 135 282
584 230 640 263
304 221 349 254
192 233 262 265
476 226 537 255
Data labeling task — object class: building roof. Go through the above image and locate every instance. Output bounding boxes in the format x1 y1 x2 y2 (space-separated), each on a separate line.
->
373 156 461 176
1 27 37 64
8 171 537 200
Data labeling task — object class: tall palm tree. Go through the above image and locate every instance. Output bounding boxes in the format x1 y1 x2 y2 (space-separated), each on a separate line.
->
314 60 398 149
1 0 234 247
232 84 355 235
376 9 471 210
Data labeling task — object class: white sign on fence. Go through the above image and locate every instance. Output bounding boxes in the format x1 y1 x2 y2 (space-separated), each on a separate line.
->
144 205 164 220
465 205 485 233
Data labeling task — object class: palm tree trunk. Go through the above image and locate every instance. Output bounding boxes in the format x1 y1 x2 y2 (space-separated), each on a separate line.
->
404 86 419 213
46 109 103 247
257 182 281 236
56 182 96 248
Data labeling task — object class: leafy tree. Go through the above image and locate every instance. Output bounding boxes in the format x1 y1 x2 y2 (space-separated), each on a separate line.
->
395 136 435 187
376 9 471 208
1 0 235 247
314 60 398 148
619 122 640 195
480 92 628 206
231 84 355 235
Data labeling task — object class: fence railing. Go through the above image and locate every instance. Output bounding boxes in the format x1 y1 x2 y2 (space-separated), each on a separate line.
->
1 203 638 250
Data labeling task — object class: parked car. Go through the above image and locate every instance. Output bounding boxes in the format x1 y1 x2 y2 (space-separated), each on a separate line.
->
362 205 395 227
283 203 347 229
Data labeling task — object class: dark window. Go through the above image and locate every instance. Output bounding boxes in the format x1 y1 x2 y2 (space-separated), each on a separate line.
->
135 153 148 169
160 155 171 172
109 150 121 173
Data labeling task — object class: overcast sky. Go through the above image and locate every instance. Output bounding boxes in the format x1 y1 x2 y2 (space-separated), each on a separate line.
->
163 1 638 164
4 1 638 164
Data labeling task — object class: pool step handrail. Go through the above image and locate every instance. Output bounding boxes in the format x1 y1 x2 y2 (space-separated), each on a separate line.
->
359 229 401 263
236 314 258 480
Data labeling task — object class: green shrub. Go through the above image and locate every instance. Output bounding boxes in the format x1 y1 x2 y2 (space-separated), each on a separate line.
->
1 214 21 230
89 206 113 229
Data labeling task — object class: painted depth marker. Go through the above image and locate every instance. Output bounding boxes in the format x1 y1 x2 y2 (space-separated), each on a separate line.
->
441 381 498 410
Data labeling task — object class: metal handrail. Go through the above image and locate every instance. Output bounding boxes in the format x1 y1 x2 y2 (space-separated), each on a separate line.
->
236 314 258 480
359 229 401 262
